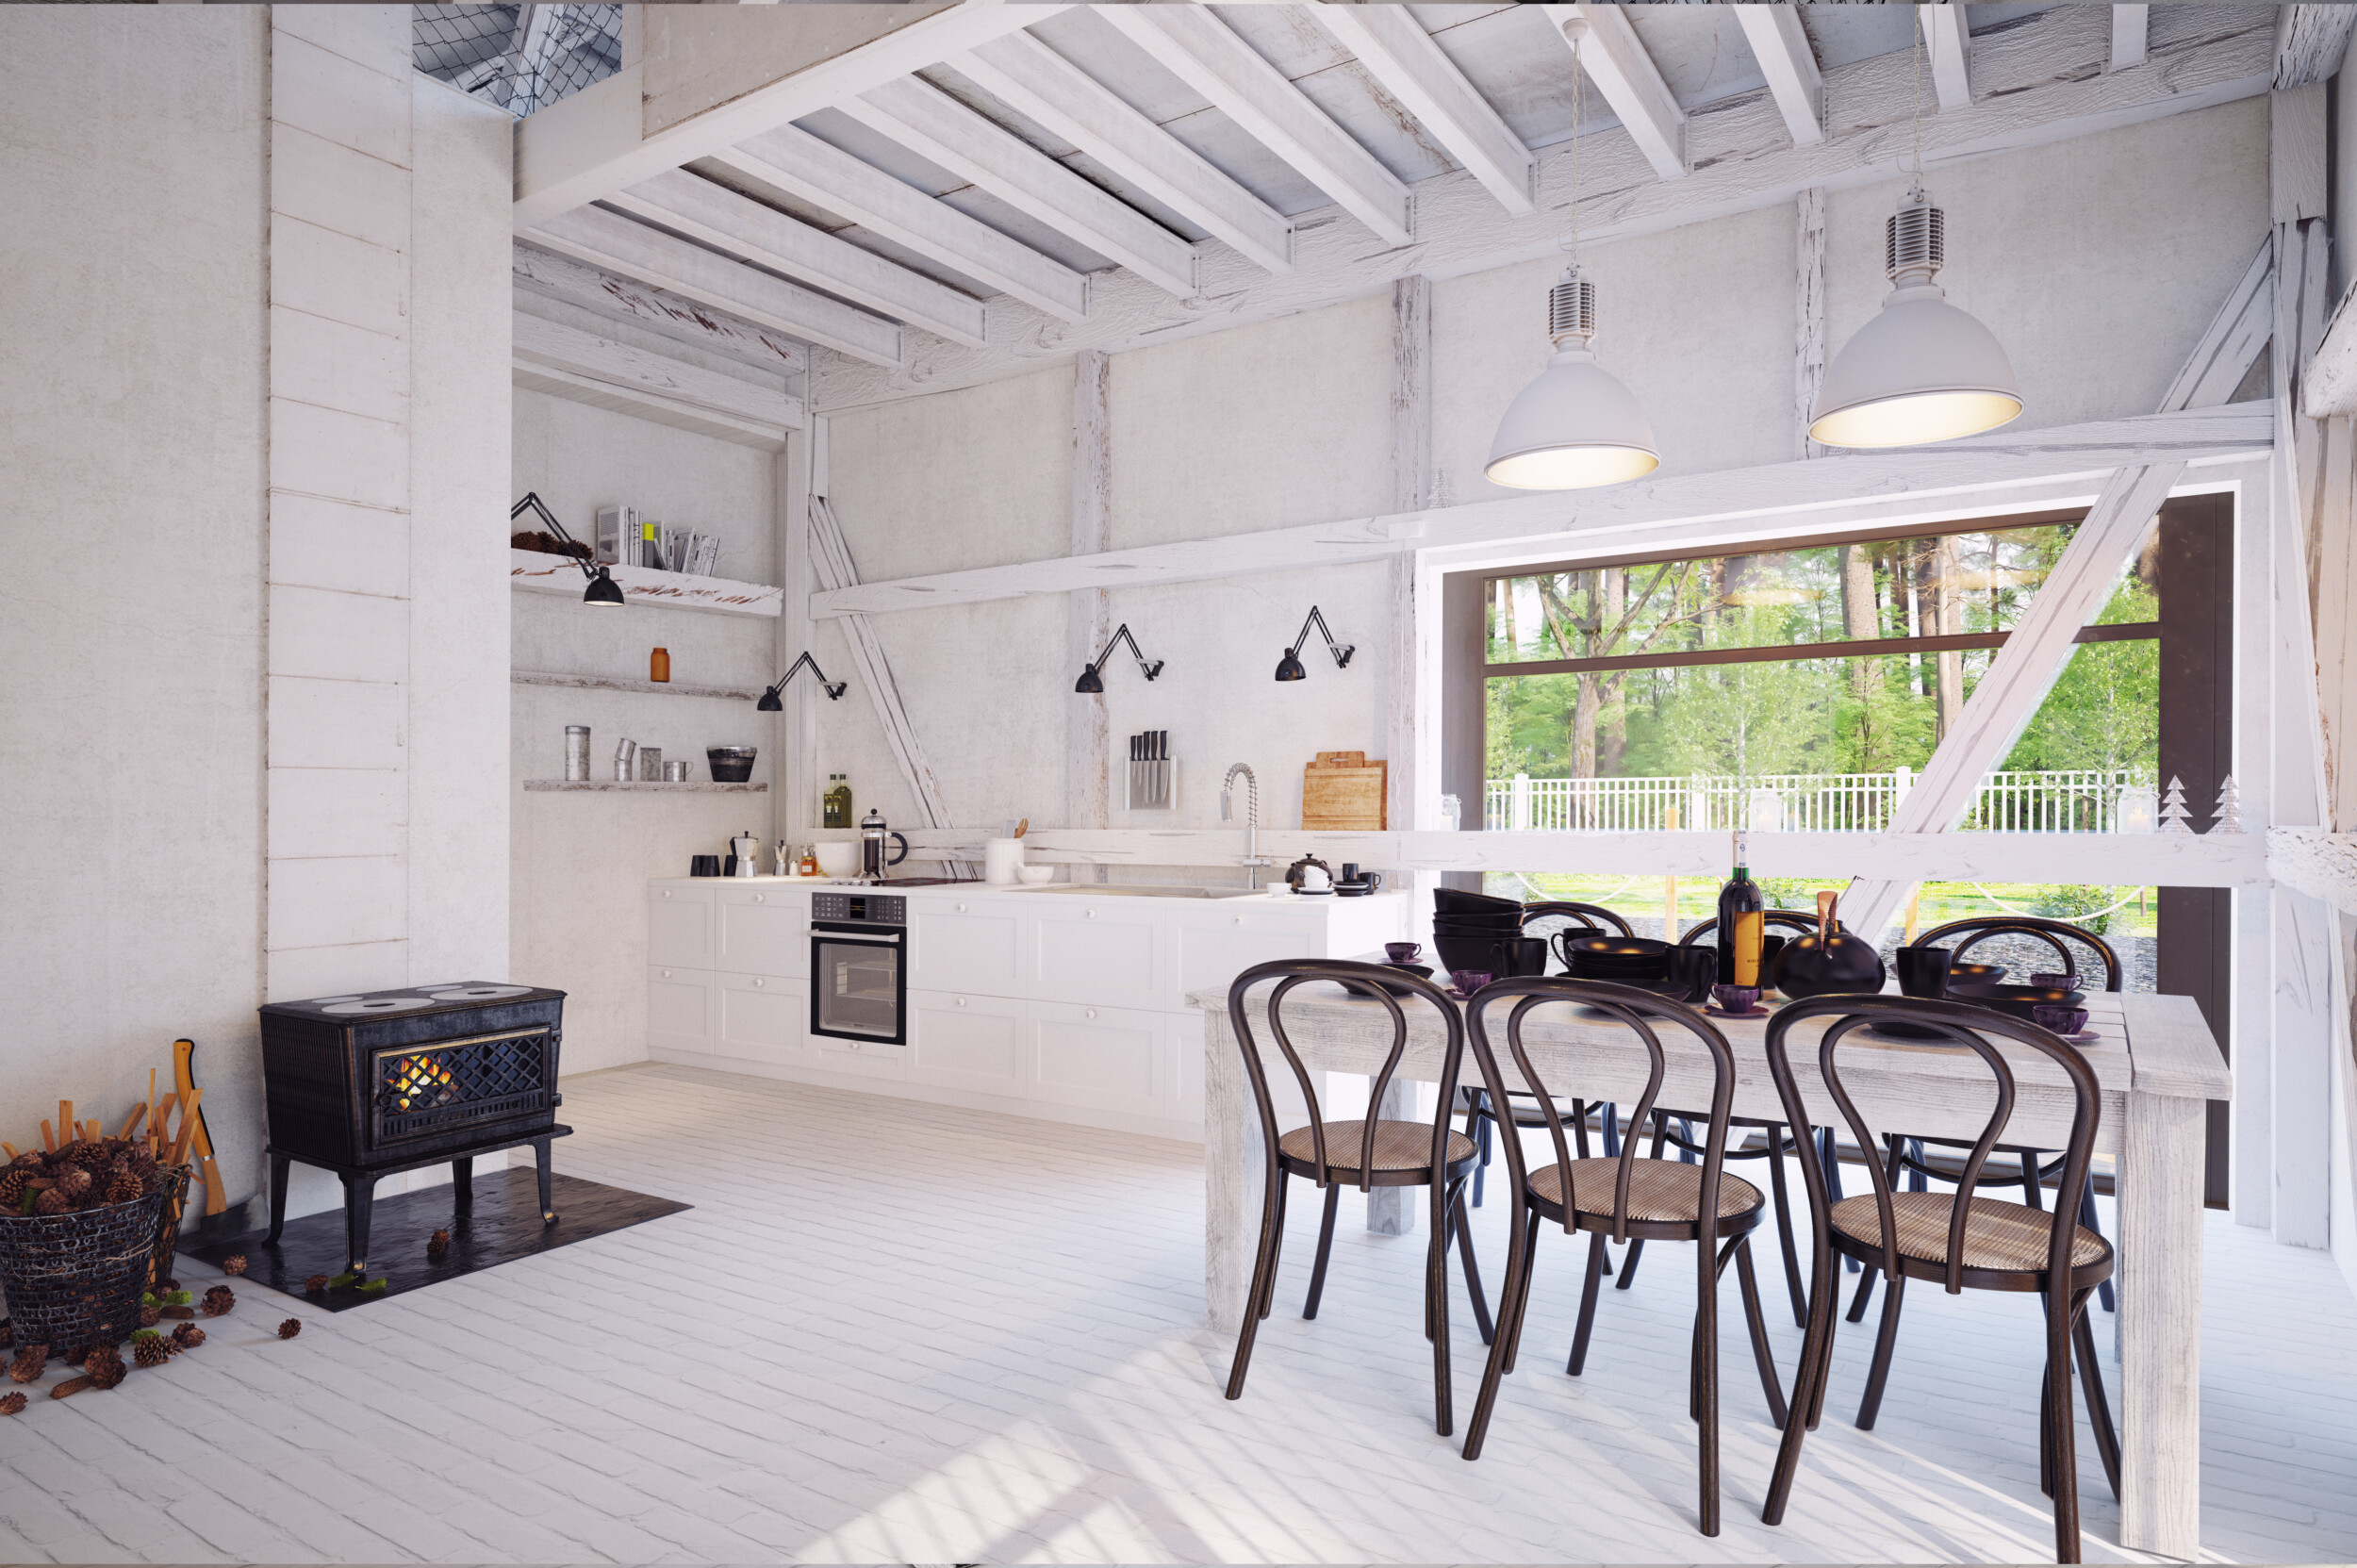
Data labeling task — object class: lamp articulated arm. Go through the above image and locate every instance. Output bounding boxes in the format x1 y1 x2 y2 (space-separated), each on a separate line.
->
512 492 624 605
1276 606 1354 682
1075 623 1163 694
756 651 848 711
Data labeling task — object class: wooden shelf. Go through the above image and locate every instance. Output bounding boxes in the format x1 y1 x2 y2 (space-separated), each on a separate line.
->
509 549 783 618
524 780 767 793
513 669 764 702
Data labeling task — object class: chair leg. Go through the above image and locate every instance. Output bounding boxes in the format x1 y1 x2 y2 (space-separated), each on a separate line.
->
1732 1236 1789 1428
1468 1097 1492 1208
1427 1183 1454 1437
2079 1180 2115 1313
1503 1209 1541 1375
1762 1243 1839 1525
2046 1288 2085 1564
2019 1148 2045 1211
1696 1228 1723 1537
1449 1186 1495 1346
1257 1173 1291 1321
1226 1170 1287 1400
1567 1230 1608 1376
1461 1207 1537 1462
1844 1256 1877 1323
2071 1291 2122 1503
1616 1238 1646 1291
1303 1180 1343 1319
1820 1128 1858 1273
1601 1102 1621 1159
1765 1125 1806 1328
1855 1272 1906 1431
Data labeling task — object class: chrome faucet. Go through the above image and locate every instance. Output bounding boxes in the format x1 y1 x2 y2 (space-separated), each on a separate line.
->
1222 764 1271 888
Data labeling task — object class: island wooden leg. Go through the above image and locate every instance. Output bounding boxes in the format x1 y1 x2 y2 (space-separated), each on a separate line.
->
2116 1089 2203 1557
1204 1005 1259 1335
1366 1077 1417 1236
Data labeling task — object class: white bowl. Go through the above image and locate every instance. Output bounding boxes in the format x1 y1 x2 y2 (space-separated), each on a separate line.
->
1014 864 1056 884
814 842 859 877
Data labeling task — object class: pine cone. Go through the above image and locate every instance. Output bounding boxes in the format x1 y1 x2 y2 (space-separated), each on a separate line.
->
34 1188 69 1215
132 1337 173 1369
8 1150 40 1170
138 1305 160 1329
0 1392 23 1415
222 1255 248 1277
427 1229 451 1257
82 1345 122 1378
276 1319 302 1341
86 1358 124 1391
170 1324 205 1350
304 1275 328 1293
0 1170 26 1208
202 1285 235 1317
8 1345 47 1382
56 1167 91 1200
106 1174 140 1205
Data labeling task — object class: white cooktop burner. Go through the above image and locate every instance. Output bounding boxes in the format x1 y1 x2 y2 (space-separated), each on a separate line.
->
294 982 536 1016
319 997 441 1015
427 985 534 1001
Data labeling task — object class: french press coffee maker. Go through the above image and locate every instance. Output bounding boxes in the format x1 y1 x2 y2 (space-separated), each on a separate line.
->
858 807 910 883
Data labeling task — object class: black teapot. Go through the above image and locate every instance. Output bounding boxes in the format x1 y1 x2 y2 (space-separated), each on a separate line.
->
1770 889 1887 999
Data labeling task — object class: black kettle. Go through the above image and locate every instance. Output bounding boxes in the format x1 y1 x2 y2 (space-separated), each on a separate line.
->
1770 889 1887 999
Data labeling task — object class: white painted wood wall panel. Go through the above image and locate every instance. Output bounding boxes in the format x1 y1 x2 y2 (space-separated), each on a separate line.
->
271 217 409 338
272 123 411 253
270 30 412 166
269 305 411 424
265 676 405 772
265 493 408 601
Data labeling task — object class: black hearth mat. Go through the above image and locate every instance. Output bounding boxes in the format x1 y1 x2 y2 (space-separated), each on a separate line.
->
185 1169 688 1312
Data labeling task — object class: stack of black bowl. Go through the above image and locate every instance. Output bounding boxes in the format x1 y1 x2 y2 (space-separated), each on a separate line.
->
1558 933 1671 987
1431 888 1526 979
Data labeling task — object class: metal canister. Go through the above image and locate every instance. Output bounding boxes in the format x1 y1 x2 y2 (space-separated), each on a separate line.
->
665 760 689 782
613 737 637 782
565 726 590 782
639 747 663 781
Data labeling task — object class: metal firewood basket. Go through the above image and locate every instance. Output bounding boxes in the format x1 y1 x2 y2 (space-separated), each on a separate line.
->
0 1183 169 1363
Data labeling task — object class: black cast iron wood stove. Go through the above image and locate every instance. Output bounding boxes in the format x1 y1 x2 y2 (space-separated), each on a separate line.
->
257 983 571 1271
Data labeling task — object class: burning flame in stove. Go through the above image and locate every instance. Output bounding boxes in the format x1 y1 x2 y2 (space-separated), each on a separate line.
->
389 1053 458 1113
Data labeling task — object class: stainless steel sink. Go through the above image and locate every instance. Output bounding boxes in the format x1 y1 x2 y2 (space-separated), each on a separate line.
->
1030 883 1266 900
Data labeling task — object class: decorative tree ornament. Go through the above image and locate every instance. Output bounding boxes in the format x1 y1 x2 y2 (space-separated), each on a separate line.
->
2158 775 2194 834
2212 775 2242 834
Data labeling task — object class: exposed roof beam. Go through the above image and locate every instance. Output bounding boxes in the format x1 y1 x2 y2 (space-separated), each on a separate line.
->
512 241 811 378
815 4 2271 411
710 124 1089 323
607 169 988 347
1924 5 1973 111
2109 5 2148 73
1733 6 1824 147
1308 7 1534 215
512 314 802 449
838 74 1198 299
1547 5 1687 180
954 29 1294 274
2274 3 2357 89
526 203 902 368
514 3 1069 228
1096 6 1413 247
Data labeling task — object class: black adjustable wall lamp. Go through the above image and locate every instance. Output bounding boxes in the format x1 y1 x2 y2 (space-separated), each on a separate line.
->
512 492 625 606
1275 606 1354 682
755 651 848 710
1074 624 1163 694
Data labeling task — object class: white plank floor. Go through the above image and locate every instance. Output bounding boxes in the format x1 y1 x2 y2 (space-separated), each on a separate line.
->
2 1062 2352 1564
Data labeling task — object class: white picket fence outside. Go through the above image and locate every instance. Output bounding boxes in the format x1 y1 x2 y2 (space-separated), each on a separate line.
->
1485 768 2141 834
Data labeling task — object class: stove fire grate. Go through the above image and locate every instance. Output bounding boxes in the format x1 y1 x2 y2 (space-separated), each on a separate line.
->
372 1028 550 1147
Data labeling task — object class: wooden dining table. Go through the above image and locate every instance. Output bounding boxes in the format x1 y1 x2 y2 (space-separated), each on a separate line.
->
1193 980 2230 1560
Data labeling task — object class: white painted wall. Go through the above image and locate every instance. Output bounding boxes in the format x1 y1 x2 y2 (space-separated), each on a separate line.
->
510 390 779 1071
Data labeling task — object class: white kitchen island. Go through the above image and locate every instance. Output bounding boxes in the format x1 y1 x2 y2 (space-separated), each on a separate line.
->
647 876 1405 1140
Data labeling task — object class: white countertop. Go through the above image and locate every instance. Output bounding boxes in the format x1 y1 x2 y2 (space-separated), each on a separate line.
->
646 874 1406 905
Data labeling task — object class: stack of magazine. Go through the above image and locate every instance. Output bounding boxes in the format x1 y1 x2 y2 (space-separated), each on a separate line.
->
594 504 721 577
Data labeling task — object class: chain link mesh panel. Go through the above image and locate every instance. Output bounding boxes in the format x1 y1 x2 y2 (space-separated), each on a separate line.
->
413 4 620 119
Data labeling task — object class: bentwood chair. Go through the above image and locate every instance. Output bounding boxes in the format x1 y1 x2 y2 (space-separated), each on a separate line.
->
1459 978 1788 1539
1223 959 1492 1434
1883 916 2123 1315
1760 995 2119 1565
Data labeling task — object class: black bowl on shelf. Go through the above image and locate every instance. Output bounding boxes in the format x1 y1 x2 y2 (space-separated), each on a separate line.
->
706 745 758 784
1945 981 2086 1021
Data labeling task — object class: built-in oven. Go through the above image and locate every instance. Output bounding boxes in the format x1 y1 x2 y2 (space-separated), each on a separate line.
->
809 891 907 1047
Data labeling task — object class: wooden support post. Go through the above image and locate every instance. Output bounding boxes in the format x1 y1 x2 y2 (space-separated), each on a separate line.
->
1794 186 1825 460
1069 349 1112 884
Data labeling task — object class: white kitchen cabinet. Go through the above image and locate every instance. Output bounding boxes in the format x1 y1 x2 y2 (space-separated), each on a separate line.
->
648 884 716 968
1031 999 1176 1114
908 988 1027 1092
1028 901 1164 1010
647 965 716 1055
717 885 808 979
1170 905 1323 1006
713 971 804 1064
911 899 1025 994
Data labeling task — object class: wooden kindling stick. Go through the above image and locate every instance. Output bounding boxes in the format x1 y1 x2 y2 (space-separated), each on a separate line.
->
168 1090 204 1168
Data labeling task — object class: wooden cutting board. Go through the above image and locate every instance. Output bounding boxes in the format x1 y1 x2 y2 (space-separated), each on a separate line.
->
1303 755 1386 831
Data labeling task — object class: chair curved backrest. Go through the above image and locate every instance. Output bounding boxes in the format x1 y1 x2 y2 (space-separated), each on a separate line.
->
1226 959 1465 1196
1910 916 2122 992
1679 909 1839 944
1463 977 1737 1246
1519 901 1635 937
1761 994 2102 1297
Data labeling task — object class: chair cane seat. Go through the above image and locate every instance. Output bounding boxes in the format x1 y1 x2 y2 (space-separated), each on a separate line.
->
1277 1119 1475 1173
1529 1158 1764 1223
1830 1191 2109 1275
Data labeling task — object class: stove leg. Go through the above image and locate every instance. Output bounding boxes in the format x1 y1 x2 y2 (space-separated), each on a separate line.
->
452 1159 473 1210
264 1154 291 1244
534 1136 556 1226
340 1173 376 1273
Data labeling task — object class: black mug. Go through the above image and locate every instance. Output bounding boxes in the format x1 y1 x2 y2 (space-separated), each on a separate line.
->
690 854 721 878
1896 945 1954 999
1489 936 1550 978
1664 944 1720 1004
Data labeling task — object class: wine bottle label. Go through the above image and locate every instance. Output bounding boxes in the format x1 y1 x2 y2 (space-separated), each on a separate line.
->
1732 909 1765 986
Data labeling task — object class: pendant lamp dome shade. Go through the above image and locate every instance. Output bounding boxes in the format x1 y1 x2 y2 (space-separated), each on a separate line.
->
1809 189 2021 449
1485 267 1658 490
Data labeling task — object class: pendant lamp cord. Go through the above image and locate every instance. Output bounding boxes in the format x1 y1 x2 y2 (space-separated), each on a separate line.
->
1909 8 1926 190
1566 25 1584 260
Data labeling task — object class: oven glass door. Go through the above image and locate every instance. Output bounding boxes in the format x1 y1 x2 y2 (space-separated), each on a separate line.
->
810 926 906 1045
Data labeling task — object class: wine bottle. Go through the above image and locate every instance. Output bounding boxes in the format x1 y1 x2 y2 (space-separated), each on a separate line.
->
1717 832 1766 986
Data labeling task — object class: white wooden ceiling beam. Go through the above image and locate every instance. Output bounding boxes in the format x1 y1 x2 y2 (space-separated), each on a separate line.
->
1096 5 1414 247
1734 5 1824 147
956 29 1294 275
607 169 988 347
710 124 1089 323
809 404 2269 618
1548 4 1687 180
513 3 1069 228
2274 3 2357 90
512 241 810 378
1309 7 1535 215
511 361 796 450
814 5 2273 411
2162 239 2272 414
1924 5 1973 111
525 203 902 367
2110 5 2148 73
514 311 805 432
838 74 1198 299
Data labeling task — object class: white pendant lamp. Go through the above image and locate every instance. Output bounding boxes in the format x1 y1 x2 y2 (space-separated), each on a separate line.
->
1809 186 2021 450
1485 265 1660 489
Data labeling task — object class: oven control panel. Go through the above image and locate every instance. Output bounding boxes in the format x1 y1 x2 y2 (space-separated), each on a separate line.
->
813 892 906 926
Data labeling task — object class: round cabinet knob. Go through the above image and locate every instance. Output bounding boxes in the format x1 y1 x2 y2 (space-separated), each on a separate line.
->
1085 1009 1097 1020
955 997 967 1007
661 969 672 978
1085 909 1096 919
751 978 764 987
956 902 966 913
753 894 765 904
662 890 673 900
1232 916 1244 926
849 1041 862 1050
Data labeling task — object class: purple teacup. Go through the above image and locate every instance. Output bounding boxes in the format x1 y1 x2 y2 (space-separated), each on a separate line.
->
2029 971 2076 990
1385 941 1424 964
1448 969 1493 997
2034 1003 2090 1037
1711 983 1761 1015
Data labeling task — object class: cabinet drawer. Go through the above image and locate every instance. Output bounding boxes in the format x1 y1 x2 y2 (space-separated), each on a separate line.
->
1171 914 1323 1005
908 988 1026 1088
717 891 808 979
648 890 716 968
1031 999 1173 1110
912 900 1025 995
714 972 804 1063
1029 904 1164 1008
647 966 714 1054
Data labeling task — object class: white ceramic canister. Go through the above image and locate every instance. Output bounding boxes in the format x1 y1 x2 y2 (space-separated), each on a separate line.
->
983 836 1025 884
